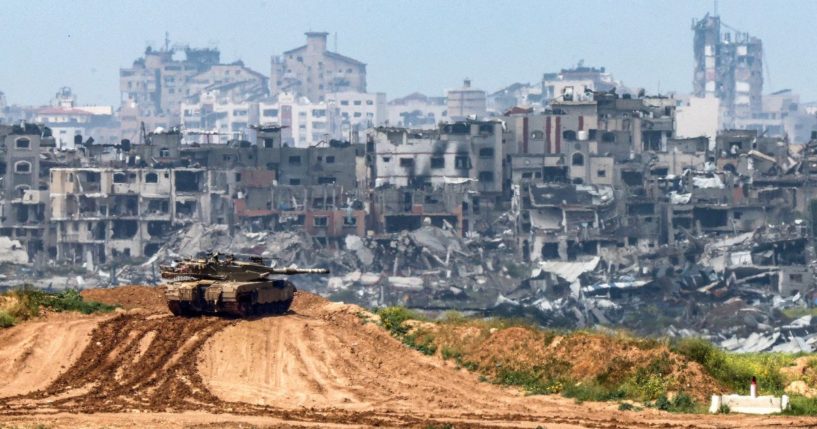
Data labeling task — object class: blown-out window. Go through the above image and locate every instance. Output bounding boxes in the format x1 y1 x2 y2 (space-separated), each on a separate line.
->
14 161 31 173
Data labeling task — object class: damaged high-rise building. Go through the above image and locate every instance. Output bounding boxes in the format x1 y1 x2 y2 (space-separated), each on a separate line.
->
269 32 367 103
692 13 763 123
120 43 268 141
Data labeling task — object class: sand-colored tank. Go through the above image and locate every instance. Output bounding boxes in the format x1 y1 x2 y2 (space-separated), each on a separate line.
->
161 253 329 317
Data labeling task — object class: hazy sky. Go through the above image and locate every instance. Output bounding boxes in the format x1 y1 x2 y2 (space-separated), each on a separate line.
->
2 0 816 107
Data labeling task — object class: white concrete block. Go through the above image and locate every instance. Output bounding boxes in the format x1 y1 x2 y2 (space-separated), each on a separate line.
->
709 394 722 413
711 394 788 415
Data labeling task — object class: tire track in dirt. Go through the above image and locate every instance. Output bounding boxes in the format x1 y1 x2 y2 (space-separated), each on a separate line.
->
3 312 231 412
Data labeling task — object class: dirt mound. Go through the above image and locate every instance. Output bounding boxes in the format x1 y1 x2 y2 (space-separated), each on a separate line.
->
0 312 106 398
429 324 723 402
199 294 543 415
4 312 233 413
81 285 166 311
289 290 330 313
3 287 817 428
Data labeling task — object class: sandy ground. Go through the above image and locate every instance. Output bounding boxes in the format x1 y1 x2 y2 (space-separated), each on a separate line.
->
0 311 110 397
1 287 817 428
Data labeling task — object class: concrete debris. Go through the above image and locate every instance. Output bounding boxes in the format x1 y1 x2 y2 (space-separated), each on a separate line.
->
0 237 28 265
692 175 725 189
532 257 600 284
345 235 374 266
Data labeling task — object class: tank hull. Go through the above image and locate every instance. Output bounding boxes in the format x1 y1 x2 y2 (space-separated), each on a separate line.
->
165 279 296 317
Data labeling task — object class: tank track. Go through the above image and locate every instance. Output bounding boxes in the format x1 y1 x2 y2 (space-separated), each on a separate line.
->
167 296 294 317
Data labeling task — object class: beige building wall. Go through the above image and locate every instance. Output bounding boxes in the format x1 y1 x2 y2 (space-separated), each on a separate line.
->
676 95 720 149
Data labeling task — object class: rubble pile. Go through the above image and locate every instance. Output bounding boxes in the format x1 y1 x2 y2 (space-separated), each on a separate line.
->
111 220 523 310
6 211 815 354
492 223 817 352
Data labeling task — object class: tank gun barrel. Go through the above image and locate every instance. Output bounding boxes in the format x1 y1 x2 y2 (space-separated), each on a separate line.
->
265 267 330 275
226 259 329 275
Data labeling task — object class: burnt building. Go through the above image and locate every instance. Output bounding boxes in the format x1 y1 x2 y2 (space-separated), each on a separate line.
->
369 119 505 195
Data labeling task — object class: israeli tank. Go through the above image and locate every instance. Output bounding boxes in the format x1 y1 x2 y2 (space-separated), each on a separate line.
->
161 253 329 317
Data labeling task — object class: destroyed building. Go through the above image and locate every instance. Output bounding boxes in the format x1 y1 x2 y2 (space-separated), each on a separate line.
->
0 124 56 260
2 82 817 353
692 13 764 123
369 119 504 195
0 124 367 268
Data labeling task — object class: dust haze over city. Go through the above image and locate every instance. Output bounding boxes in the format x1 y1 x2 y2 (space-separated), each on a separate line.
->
3 0 817 427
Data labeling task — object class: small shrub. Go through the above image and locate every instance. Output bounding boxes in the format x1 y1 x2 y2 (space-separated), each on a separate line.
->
563 382 625 402
0 310 15 328
670 392 696 413
654 394 671 411
441 346 462 361
618 402 635 411
672 338 716 364
653 392 697 413
718 403 730 414
621 353 672 400
376 307 438 356
494 368 541 388
461 360 479 371
377 307 420 336
403 331 437 356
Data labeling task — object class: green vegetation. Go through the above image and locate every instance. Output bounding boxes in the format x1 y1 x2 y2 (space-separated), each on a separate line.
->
376 306 817 414
784 395 817 415
493 368 563 395
653 392 697 413
0 287 117 328
563 382 625 402
620 353 672 401
672 338 792 394
376 307 436 355
377 306 421 336
403 330 437 356
0 310 15 328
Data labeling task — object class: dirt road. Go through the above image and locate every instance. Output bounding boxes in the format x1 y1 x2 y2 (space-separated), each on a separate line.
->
1 288 816 428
